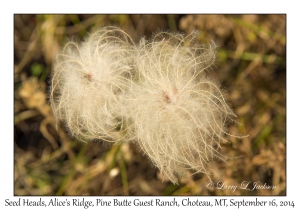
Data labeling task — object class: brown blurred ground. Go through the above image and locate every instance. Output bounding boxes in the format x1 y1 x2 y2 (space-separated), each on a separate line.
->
14 14 286 195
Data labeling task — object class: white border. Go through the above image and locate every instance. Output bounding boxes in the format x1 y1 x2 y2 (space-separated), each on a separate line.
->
2 1 298 209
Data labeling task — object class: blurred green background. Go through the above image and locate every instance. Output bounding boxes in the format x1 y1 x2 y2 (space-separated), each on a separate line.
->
14 14 286 195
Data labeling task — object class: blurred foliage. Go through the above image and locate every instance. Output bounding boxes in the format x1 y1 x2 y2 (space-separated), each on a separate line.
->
14 14 286 195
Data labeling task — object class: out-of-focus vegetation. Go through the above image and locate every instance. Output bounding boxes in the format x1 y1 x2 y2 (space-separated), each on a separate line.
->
14 14 286 195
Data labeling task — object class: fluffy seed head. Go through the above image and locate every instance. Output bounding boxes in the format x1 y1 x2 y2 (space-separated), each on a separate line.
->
127 31 237 183
51 28 243 184
50 26 135 142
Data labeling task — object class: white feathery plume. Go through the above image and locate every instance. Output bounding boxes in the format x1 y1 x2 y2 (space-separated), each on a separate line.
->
51 26 135 142
51 28 244 184
127 31 238 183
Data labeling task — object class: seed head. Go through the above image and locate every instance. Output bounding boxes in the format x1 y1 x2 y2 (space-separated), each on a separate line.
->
50 26 135 142
51 28 244 184
127 31 237 183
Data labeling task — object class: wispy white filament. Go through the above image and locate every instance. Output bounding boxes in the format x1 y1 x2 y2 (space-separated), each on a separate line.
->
51 28 240 184
127 31 237 183
51 27 135 142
